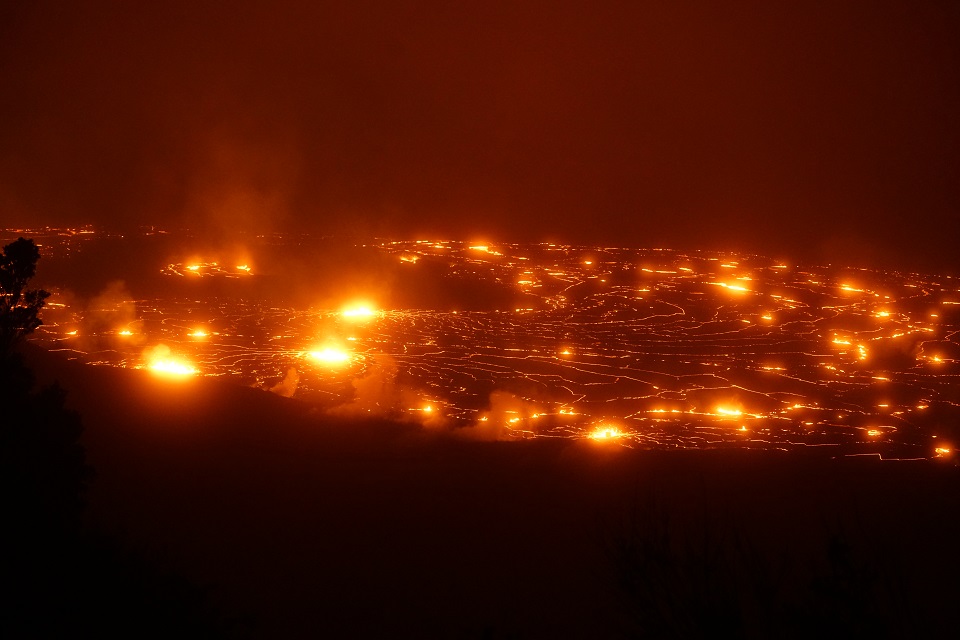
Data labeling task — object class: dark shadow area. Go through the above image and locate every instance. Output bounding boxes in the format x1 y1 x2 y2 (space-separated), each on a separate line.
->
603 490 938 638
1 349 242 637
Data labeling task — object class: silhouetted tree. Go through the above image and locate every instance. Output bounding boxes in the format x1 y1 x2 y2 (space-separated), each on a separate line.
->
0 237 87 537
0 237 50 354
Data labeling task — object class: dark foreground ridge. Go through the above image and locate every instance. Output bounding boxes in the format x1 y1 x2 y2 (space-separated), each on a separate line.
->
8 344 960 637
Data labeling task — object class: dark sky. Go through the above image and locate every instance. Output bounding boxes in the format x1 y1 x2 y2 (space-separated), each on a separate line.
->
1 1 958 268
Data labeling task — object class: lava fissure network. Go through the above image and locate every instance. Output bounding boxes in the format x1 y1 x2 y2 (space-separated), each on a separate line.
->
13 228 960 459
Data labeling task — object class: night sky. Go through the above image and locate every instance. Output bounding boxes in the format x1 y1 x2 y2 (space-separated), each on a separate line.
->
2 1 958 269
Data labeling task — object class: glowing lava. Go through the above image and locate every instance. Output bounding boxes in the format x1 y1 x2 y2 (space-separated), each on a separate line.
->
149 360 198 376
308 347 352 365
341 304 377 320
715 406 743 417
588 425 622 440
143 344 197 376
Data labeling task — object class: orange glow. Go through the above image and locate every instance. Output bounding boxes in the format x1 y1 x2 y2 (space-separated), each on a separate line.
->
588 425 621 440
308 347 352 365
715 406 742 417
712 282 749 292
236 264 252 273
144 344 196 376
65 330 78 336
149 360 197 376
934 446 952 458
188 329 209 338
341 304 377 320
867 429 882 437
186 265 200 272
118 329 133 336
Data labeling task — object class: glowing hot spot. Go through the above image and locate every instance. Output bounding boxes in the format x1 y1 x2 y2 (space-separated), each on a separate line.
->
309 348 351 365
715 406 742 417
341 304 377 320
149 360 197 376
589 425 622 440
